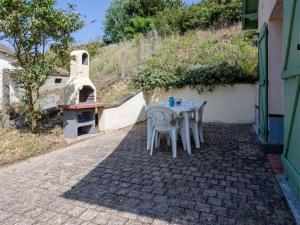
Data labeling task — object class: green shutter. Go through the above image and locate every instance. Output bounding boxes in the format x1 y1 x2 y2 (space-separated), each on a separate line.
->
282 0 300 201
258 23 268 142
242 0 258 30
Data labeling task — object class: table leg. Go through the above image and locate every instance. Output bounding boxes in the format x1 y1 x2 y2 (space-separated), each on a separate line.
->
147 119 152 150
183 112 191 154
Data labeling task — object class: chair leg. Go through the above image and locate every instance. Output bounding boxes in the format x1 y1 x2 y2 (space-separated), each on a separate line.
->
199 124 204 143
171 130 177 158
180 126 187 151
166 134 170 146
192 123 200 148
150 130 156 156
155 132 160 148
146 119 152 151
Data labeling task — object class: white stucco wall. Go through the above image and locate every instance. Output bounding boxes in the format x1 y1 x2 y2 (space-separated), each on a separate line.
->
98 91 147 132
98 84 256 132
0 53 19 107
258 0 278 30
268 19 284 115
147 84 257 123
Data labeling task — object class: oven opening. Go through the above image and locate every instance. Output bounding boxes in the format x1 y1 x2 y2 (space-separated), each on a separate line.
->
79 85 94 104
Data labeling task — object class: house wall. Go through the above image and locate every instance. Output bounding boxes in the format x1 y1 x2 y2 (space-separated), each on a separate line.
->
0 50 70 110
257 0 284 144
268 19 284 144
0 53 20 107
268 19 284 116
258 0 278 29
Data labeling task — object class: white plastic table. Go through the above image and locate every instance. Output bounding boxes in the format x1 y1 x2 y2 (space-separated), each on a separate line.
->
146 101 202 154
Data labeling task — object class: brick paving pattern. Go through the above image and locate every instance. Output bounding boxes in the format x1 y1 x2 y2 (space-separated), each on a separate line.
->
0 123 296 225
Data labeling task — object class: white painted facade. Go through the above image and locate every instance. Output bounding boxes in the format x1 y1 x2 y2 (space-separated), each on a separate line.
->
258 0 278 30
0 47 70 110
0 52 20 107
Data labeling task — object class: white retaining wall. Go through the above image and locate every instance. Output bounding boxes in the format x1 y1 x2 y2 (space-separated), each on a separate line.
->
98 91 147 132
147 84 257 123
98 84 257 132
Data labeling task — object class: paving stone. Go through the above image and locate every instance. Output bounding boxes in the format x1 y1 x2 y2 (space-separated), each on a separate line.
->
64 217 85 225
45 213 69 225
0 210 13 222
137 215 153 224
67 206 87 217
203 189 217 197
106 215 128 225
93 212 110 224
195 203 211 213
208 197 222 206
0 123 296 225
2 214 24 225
79 209 99 221
199 213 217 223
125 219 143 225
152 219 170 225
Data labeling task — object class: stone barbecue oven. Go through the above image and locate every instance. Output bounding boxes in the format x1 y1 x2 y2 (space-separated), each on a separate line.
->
60 50 102 139
63 50 96 105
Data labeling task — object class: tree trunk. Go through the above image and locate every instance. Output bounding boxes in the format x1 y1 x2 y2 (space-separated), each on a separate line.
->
27 85 38 133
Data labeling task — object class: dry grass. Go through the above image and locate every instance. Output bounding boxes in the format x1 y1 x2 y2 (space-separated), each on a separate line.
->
90 35 159 78
0 126 66 166
97 78 136 105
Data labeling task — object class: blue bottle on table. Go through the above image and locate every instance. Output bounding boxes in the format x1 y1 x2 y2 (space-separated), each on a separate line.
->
168 96 174 107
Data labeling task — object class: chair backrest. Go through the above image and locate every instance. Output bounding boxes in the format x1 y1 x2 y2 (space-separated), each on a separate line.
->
195 101 207 123
146 105 178 131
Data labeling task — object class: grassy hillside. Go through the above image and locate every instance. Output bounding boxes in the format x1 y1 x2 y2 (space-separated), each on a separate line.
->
88 25 257 104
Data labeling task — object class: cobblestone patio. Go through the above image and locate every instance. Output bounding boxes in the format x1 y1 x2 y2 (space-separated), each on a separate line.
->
0 123 296 225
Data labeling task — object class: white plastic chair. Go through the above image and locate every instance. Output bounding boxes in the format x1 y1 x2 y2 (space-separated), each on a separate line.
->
189 101 207 148
146 105 185 158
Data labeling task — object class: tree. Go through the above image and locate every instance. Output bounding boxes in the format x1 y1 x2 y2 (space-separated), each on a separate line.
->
103 0 129 43
124 0 182 17
0 0 83 133
125 16 154 39
104 0 182 43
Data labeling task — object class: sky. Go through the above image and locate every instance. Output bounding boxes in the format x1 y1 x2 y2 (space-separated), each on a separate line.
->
1 0 200 46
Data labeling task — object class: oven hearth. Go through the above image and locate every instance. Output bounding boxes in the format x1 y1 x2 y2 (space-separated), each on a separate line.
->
60 50 103 139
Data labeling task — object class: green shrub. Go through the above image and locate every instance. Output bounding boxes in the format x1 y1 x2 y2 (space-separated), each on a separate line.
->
150 0 242 36
133 65 181 90
104 0 242 42
153 7 183 35
125 16 154 39
184 62 251 90
134 62 256 91
133 27 258 91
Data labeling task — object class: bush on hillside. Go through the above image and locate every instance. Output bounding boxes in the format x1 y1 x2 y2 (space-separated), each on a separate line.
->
133 62 256 91
104 0 182 43
123 0 182 17
133 27 258 91
155 0 242 35
125 16 154 39
104 0 242 42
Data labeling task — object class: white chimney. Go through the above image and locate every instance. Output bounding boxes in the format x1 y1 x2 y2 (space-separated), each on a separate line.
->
63 50 96 105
